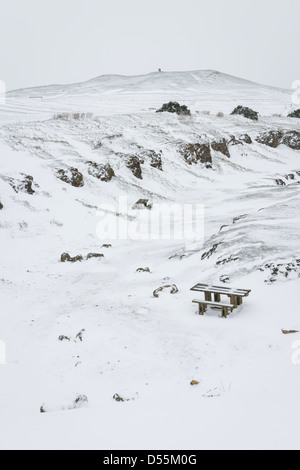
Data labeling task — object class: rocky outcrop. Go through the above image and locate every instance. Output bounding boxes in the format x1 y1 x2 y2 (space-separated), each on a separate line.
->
256 131 283 148
58 335 71 342
87 162 115 182
61 253 83 263
148 150 163 171
180 143 212 167
201 243 220 260
256 131 300 150
9 175 37 195
239 134 252 144
0 201 3 210
288 109 300 118
211 139 230 158
156 102 191 116
231 106 259 121
153 284 179 298
86 253 104 260
57 168 84 187
126 156 143 179
260 259 300 283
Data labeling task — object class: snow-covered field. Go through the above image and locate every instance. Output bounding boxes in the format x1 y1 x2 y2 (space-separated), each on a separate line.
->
0 70 300 450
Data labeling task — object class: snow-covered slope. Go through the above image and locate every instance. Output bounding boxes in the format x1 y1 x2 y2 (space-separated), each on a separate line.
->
1 70 293 124
0 71 300 450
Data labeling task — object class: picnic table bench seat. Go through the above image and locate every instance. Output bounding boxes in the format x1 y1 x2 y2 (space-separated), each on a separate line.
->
193 299 235 318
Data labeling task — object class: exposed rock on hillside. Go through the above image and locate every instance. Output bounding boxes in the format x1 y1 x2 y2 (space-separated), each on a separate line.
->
86 253 104 260
180 143 212 167
260 259 300 283
61 253 83 263
148 150 163 171
9 175 37 195
57 168 84 187
87 162 115 182
257 131 300 150
211 139 230 158
239 134 252 144
153 284 179 298
126 155 143 179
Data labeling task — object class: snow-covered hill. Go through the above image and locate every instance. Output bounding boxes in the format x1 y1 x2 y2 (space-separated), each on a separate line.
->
0 71 300 450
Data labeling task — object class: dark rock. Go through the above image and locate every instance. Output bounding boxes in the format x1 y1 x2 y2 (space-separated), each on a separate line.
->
256 131 283 148
87 162 115 182
156 102 191 116
220 275 230 284
10 175 37 195
276 179 286 186
57 168 84 187
180 143 212 166
148 150 163 171
102 244 112 248
216 255 239 265
22 175 36 195
201 243 219 260
228 135 243 147
256 130 300 150
61 253 83 263
261 259 300 284
58 335 71 342
153 284 179 298
0 202 3 210
288 109 300 118
136 267 151 273
281 131 300 150
211 139 230 158
86 253 104 260
73 395 88 408
113 394 126 402
126 156 143 179
239 134 252 144
231 106 259 121
76 329 85 342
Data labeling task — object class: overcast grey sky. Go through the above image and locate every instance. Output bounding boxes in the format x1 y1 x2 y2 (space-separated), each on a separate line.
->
0 0 299 91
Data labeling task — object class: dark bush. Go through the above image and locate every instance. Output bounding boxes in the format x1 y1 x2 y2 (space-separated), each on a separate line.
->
288 109 300 118
156 102 191 116
231 106 259 121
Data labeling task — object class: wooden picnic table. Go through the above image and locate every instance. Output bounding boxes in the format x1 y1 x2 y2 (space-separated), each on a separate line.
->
190 283 251 309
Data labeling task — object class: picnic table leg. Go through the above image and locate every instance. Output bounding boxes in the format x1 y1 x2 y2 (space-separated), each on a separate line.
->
237 296 243 306
205 292 212 302
214 293 221 302
198 304 204 315
222 306 228 318
230 295 238 309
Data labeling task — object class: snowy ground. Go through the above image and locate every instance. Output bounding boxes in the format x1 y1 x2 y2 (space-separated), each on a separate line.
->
0 71 299 450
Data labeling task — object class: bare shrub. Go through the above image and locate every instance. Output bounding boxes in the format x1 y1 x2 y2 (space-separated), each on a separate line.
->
53 112 93 121
217 112 224 118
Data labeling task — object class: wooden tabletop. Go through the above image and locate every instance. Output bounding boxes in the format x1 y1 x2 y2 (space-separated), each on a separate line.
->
190 283 251 297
